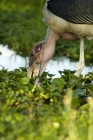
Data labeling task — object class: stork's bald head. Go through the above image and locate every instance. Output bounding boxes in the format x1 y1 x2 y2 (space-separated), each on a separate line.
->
27 42 44 78
27 28 60 80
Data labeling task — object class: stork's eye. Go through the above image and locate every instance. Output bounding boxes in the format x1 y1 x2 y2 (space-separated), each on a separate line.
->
36 46 42 52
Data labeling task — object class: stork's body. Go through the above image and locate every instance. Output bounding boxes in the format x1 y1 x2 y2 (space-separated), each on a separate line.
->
27 0 93 80
44 0 93 39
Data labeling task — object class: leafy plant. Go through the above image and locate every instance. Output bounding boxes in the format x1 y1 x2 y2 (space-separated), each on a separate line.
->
0 68 93 140
0 1 93 139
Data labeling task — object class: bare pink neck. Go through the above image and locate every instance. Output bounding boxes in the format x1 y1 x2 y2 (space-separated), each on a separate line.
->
45 28 60 43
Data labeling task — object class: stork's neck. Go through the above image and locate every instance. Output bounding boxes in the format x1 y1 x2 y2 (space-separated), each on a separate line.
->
42 28 60 52
45 28 60 44
42 28 60 63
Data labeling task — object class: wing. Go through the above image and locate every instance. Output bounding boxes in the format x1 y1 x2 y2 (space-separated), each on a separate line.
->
47 0 93 24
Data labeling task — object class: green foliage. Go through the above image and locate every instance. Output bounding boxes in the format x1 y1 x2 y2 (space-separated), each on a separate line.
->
0 68 93 140
0 0 45 56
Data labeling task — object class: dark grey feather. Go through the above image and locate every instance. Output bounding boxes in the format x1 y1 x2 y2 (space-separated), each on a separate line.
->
47 0 93 24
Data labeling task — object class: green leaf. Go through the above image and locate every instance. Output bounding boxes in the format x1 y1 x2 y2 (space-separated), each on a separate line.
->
14 69 21 75
41 72 48 78
72 98 80 108
7 91 15 98
20 77 30 84
47 84 57 92
85 84 93 91
48 73 55 78
50 91 62 98
52 78 65 90
52 78 65 85
72 89 85 98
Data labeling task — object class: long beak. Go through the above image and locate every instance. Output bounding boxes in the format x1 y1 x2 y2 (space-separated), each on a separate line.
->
27 61 42 78
27 46 43 78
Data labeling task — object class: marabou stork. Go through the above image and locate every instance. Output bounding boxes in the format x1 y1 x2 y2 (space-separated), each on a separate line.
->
27 0 93 82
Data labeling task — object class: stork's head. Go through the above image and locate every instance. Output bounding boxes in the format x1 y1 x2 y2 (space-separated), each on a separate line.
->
27 42 44 78
27 28 60 79
27 39 56 79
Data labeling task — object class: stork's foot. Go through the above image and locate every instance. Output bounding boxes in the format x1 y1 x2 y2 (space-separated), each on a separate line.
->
27 42 44 78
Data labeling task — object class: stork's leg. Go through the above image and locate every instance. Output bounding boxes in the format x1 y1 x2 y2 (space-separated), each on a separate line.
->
76 38 85 77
